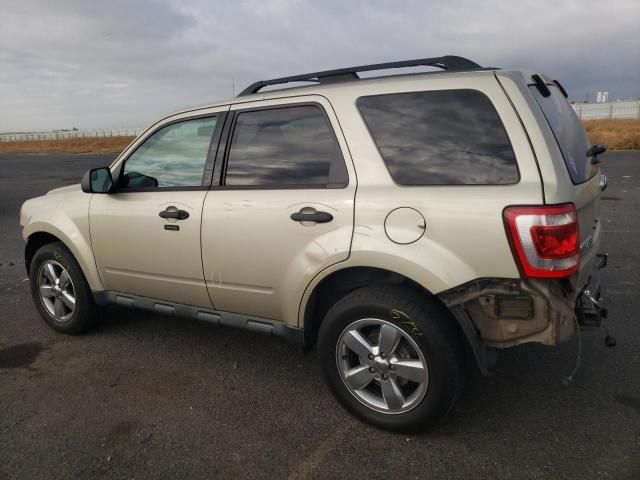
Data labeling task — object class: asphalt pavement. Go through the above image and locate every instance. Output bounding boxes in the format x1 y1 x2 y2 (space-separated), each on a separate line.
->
0 152 638 479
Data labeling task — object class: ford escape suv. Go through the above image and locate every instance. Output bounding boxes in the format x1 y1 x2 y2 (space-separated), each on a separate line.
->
20 56 608 432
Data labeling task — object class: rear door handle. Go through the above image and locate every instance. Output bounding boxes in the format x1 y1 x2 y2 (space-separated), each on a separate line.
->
290 210 333 223
159 208 189 220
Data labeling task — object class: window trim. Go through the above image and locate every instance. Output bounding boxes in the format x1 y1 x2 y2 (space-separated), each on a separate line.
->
356 88 521 187
213 102 349 190
111 112 227 193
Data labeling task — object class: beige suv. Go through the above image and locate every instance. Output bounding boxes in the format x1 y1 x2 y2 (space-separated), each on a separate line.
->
20 56 609 431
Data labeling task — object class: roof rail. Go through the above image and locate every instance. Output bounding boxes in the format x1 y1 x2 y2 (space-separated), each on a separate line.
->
238 55 486 96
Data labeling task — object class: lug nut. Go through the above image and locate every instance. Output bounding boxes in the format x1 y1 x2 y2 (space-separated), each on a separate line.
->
380 353 387 359
368 354 374 360
369 367 375 374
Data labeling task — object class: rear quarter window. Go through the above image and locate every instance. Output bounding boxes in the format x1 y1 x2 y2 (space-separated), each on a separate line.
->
357 89 519 185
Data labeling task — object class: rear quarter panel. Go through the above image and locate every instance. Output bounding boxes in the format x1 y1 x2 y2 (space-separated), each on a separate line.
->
306 74 544 301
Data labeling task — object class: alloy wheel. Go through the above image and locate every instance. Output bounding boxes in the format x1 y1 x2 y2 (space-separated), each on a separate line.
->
336 318 429 414
37 260 76 322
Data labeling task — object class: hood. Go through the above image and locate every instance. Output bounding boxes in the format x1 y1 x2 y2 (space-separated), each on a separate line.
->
47 184 81 195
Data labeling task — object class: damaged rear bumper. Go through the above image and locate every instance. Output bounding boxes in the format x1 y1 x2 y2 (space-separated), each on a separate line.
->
438 253 608 375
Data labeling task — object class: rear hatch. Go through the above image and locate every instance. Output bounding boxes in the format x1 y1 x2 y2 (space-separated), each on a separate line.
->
528 76 603 291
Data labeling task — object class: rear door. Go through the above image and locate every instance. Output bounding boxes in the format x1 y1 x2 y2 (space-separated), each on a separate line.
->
528 78 603 288
201 96 356 325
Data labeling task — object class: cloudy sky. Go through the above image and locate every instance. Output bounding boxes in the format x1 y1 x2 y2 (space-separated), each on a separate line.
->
1 0 638 132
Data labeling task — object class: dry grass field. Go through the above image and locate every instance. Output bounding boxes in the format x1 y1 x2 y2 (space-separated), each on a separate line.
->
583 119 640 150
0 136 135 154
0 119 638 154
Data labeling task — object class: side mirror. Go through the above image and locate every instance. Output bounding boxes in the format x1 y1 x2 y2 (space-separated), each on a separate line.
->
81 167 114 193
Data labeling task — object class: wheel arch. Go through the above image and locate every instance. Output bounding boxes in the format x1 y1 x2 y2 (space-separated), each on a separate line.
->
25 232 61 273
24 227 103 291
301 265 446 349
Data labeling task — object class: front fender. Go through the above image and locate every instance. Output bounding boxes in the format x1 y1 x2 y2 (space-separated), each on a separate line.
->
21 190 103 291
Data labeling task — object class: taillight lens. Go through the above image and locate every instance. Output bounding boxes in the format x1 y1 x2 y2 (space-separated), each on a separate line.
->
503 204 580 278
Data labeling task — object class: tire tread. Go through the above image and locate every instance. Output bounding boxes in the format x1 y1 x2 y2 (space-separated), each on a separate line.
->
318 284 463 432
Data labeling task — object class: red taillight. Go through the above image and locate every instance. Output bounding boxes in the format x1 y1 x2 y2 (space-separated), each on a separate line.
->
503 204 580 279
530 223 579 259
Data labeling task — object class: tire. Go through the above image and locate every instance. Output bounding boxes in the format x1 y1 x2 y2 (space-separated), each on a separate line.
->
29 242 101 335
317 284 463 432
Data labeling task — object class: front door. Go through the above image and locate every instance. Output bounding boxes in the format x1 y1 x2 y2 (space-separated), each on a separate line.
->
201 98 356 324
90 110 227 308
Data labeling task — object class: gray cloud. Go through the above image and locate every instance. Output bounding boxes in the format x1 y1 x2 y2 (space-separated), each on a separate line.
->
1 0 638 131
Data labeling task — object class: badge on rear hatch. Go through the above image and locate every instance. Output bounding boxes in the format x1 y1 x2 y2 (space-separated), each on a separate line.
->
580 235 593 252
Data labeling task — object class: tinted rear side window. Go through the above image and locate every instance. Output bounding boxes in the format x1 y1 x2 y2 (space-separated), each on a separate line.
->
224 105 348 188
357 90 519 185
529 84 595 184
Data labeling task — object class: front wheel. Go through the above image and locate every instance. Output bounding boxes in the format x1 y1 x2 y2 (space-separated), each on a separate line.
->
317 285 463 432
29 242 101 334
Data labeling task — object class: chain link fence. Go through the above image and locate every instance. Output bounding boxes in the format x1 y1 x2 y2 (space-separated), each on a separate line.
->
0 128 144 142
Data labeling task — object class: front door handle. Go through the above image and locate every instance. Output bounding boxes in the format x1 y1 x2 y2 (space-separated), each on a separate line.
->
290 210 333 223
159 208 189 220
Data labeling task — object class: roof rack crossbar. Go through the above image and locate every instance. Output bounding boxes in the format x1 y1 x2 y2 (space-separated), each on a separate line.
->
238 55 483 96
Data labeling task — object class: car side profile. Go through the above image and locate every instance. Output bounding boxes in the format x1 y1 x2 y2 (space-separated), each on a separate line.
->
20 56 608 432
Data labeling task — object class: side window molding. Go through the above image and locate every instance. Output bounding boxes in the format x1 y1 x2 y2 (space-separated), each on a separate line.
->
212 111 234 187
201 111 228 188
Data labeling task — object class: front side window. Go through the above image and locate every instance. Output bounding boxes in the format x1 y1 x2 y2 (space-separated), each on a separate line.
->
357 90 519 185
120 116 217 189
224 105 348 188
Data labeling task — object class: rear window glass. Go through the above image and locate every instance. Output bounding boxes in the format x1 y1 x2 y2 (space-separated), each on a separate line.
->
529 84 595 184
357 89 519 185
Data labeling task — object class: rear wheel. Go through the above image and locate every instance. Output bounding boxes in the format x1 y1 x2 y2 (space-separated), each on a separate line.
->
29 242 101 334
318 285 463 432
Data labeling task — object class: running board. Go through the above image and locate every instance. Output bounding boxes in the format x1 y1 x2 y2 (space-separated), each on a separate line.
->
92 291 303 344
